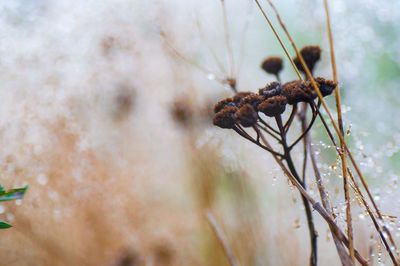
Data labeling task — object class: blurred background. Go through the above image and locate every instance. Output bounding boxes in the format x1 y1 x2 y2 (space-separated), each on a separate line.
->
0 0 399 265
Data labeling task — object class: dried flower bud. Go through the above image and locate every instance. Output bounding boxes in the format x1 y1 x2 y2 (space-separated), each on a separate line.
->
258 95 287 117
232 92 252 105
234 104 258 127
213 97 235 113
258 81 282 98
239 93 265 109
294 46 321 74
213 106 238 129
261 57 283 75
282 80 317 104
313 77 337 96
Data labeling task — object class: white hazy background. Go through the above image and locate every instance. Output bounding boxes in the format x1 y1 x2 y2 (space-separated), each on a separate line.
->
0 0 399 265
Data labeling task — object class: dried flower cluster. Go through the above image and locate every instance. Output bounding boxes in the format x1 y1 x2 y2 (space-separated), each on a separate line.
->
211 45 349 266
213 76 336 129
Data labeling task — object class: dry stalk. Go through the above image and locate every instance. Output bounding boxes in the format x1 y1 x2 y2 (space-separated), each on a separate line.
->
263 0 398 264
206 210 239 266
257 133 368 266
323 0 355 262
253 1 353 264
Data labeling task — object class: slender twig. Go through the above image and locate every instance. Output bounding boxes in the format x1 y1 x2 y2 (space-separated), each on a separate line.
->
305 114 354 266
253 0 301 79
299 103 309 184
283 104 298 132
233 125 283 157
264 0 399 263
194 15 227 75
160 31 224 81
206 210 238 266
275 115 317 266
347 168 398 264
323 0 354 261
257 132 368 266
220 0 235 77
258 115 280 135
311 101 338 149
289 103 317 150
257 123 282 142
236 0 253 78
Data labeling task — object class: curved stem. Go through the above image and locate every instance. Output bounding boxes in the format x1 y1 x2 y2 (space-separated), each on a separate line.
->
257 123 282 143
289 103 317 150
275 115 317 266
258 115 280 135
284 104 298 133
232 125 283 157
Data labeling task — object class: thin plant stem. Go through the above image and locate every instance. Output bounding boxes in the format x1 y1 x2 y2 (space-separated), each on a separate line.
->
323 0 354 262
306 122 354 266
206 210 238 266
253 0 301 79
347 168 399 264
194 16 227 75
257 132 368 266
263 0 398 263
236 0 253 78
220 0 235 78
258 115 280 135
275 115 317 266
233 125 283 157
257 123 282 142
284 104 298 133
289 103 317 150
299 103 309 184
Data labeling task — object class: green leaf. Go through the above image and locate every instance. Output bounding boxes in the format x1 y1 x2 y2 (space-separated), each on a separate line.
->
0 221 12 229
0 186 28 201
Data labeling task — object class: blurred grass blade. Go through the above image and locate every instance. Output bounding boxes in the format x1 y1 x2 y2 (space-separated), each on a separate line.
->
0 186 28 201
0 221 12 229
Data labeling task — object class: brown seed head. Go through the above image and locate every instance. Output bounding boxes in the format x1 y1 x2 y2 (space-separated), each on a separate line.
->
213 106 238 129
261 57 283 75
213 97 235 113
238 93 265 109
282 80 317 104
232 91 252 105
234 104 258 127
257 95 288 117
294 45 321 74
313 77 337 96
258 81 282 98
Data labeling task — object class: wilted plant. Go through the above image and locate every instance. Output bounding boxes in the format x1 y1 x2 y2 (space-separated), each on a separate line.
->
163 0 400 265
213 52 339 265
